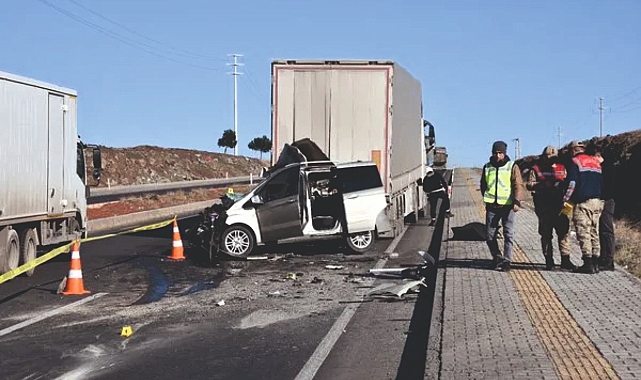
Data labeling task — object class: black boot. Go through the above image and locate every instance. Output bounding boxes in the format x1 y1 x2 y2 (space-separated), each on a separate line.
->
574 256 595 274
491 256 502 270
542 240 554 270
592 256 600 273
560 256 576 271
545 254 555 271
600 257 615 271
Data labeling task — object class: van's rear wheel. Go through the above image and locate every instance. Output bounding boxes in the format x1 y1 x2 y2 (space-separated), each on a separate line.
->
346 230 374 253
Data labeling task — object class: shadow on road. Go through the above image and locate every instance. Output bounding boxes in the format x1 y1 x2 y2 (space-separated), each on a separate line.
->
449 222 485 241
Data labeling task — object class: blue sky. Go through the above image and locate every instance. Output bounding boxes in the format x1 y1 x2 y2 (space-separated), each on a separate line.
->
2 0 640 167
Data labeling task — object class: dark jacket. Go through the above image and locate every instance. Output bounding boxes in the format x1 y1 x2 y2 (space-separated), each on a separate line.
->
422 172 448 195
565 153 602 203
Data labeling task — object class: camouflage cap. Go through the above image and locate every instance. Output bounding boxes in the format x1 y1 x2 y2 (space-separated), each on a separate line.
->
542 145 558 157
569 140 586 149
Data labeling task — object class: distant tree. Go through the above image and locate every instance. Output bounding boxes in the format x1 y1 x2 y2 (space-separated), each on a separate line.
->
217 129 237 154
247 135 273 160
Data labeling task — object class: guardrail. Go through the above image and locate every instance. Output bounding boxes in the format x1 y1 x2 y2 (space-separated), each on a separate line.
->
88 175 263 204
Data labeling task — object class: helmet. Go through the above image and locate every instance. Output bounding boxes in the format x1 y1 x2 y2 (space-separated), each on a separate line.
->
426 166 434 175
569 140 586 149
542 145 558 157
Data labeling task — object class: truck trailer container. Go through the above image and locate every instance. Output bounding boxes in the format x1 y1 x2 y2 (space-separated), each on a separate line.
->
1 70 101 276
271 60 427 237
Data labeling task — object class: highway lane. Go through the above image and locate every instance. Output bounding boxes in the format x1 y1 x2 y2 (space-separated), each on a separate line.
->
0 176 449 379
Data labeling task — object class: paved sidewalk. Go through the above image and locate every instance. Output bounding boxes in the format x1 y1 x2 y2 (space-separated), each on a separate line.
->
436 168 641 380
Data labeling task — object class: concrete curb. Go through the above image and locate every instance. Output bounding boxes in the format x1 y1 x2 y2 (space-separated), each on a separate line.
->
87 199 221 237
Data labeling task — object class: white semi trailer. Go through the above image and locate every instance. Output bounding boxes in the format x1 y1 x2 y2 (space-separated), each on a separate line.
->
271 60 427 237
0 71 101 276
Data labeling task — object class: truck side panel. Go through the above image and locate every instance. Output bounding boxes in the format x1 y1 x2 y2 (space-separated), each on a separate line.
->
0 79 49 222
389 63 424 180
389 64 425 218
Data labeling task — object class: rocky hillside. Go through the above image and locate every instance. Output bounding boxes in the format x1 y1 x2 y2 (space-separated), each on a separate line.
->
86 145 268 187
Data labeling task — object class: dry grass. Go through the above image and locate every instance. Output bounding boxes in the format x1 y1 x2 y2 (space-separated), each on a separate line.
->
614 218 641 278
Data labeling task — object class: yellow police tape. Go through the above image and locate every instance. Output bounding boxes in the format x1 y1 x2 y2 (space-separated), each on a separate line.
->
0 217 177 284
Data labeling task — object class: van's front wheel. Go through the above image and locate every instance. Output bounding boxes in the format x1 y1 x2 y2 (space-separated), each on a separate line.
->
220 225 255 258
346 230 374 253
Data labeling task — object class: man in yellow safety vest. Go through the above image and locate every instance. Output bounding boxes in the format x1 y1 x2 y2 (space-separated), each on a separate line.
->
480 140 525 272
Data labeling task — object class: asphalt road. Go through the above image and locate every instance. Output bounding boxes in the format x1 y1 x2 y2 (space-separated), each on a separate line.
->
0 183 447 380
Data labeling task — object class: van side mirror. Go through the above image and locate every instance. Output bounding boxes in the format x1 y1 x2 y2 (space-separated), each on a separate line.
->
92 147 102 181
251 195 264 205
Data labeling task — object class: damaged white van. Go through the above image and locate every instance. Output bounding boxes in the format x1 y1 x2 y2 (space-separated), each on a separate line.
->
201 139 392 258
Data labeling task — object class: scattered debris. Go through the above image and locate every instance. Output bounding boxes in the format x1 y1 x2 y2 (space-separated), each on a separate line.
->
325 265 344 270
388 253 399 259
286 273 297 280
120 325 133 337
310 277 324 284
57 276 68 294
216 300 226 306
367 278 427 298
268 291 283 297
268 255 285 262
247 256 269 261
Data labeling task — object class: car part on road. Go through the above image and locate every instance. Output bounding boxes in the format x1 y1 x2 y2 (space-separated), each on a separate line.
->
366 278 427 298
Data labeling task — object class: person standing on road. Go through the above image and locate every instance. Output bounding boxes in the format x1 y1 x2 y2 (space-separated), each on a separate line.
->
593 149 616 271
418 166 452 226
562 140 604 274
481 140 524 272
526 146 576 271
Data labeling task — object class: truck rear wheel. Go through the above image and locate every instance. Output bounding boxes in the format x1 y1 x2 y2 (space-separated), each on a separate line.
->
346 230 374 253
20 228 38 277
2 229 20 273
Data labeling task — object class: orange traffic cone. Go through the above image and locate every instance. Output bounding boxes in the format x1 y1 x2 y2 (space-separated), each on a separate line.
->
62 241 91 295
167 218 185 261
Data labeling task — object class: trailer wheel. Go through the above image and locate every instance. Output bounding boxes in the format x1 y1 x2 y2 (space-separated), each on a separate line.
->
220 225 255 258
2 229 20 273
20 229 38 277
346 230 374 254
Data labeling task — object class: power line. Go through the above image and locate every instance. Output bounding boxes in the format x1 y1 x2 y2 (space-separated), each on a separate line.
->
63 0 220 61
35 0 219 71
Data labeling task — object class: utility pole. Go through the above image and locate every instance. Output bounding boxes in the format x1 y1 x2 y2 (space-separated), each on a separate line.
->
227 54 244 155
513 138 521 159
598 97 606 138
557 126 562 148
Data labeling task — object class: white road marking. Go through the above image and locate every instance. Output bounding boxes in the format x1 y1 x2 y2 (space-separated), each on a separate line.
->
294 226 409 380
0 292 108 337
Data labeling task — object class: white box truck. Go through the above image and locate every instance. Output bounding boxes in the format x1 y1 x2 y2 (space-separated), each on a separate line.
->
271 60 427 237
1 71 101 276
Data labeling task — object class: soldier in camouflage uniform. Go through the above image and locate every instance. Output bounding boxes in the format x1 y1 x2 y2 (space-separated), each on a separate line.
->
526 146 575 271
563 140 604 274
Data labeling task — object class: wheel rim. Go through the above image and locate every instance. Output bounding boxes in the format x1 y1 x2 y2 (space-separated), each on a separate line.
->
7 236 19 270
25 239 36 262
350 231 372 249
224 230 250 255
